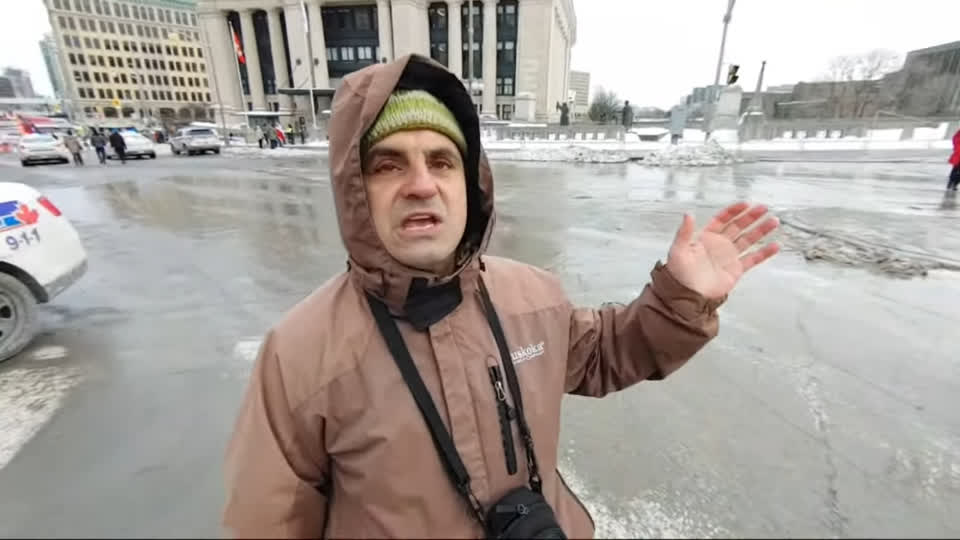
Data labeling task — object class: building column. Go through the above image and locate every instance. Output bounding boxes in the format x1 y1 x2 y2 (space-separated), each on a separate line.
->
282 2 309 88
447 0 462 77
391 0 429 58
199 10 242 113
376 0 394 62
308 0 330 88
481 0 496 114
239 9 267 110
266 7 292 109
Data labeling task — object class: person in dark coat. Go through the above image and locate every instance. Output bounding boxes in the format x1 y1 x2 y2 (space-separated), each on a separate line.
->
90 129 108 164
621 100 634 130
108 129 127 164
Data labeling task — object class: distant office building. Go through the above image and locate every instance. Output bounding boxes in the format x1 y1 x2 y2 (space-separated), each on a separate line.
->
42 0 213 124
0 68 38 98
39 34 66 99
568 69 589 119
893 40 960 116
196 0 575 122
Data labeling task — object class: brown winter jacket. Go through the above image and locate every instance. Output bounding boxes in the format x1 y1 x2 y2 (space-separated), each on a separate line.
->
223 55 723 539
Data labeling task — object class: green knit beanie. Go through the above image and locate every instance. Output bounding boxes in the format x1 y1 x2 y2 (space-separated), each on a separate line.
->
362 90 467 157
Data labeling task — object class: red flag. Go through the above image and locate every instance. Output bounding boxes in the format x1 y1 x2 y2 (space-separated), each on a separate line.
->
231 24 245 65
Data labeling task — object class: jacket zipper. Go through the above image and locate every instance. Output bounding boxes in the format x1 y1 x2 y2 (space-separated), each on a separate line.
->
487 365 518 475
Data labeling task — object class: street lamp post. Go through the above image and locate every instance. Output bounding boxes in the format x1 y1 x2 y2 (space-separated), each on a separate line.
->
198 21 231 145
705 0 736 137
303 1 318 131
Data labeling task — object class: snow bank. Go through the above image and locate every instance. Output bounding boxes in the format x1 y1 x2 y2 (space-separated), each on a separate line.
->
638 140 742 167
487 145 630 163
223 146 324 159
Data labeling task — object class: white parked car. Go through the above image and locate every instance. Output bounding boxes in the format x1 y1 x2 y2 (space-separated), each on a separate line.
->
17 133 71 167
0 182 87 362
170 127 222 156
107 131 157 160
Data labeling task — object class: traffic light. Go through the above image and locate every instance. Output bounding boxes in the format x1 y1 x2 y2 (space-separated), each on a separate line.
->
727 64 740 85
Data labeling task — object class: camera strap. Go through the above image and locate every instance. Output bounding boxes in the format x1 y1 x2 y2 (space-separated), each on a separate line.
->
365 276 544 528
366 293 487 527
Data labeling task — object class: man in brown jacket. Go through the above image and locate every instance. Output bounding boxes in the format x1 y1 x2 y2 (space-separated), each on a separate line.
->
223 55 780 538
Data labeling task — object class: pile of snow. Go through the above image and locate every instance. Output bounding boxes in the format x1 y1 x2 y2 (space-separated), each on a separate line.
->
223 145 323 159
639 140 742 167
487 145 629 163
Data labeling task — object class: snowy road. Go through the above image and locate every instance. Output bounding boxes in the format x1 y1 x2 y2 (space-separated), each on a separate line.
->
0 152 958 537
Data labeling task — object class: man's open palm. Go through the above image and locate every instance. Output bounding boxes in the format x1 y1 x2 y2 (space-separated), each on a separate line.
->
666 202 780 301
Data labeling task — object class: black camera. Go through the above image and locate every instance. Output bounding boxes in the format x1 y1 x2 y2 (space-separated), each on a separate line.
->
485 487 567 539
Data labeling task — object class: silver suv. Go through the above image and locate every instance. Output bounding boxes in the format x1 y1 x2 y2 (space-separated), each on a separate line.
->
170 127 223 156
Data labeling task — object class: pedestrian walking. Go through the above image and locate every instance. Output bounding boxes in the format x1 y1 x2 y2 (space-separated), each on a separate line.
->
255 125 265 149
64 130 84 166
91 130 107 164
266 126 278 149
223 54 781 539
298 116 306 144
287 123 296 145
947 127 960 191
108 129 127 164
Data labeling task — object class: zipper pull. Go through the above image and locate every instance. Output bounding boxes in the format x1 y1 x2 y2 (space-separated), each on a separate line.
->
488 366 506 401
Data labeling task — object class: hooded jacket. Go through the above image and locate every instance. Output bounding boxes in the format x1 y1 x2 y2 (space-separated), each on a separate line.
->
223 54 723 539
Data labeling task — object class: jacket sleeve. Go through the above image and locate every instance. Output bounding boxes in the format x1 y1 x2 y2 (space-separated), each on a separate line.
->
565 261 723 397
223 330 330 539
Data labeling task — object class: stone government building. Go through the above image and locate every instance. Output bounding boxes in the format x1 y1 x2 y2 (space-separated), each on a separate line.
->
198 0 576 125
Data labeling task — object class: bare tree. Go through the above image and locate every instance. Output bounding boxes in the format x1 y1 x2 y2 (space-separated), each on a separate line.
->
588 87 620 124
821 49 902 118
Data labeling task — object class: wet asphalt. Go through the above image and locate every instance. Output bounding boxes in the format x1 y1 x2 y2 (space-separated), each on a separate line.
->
0 148 958 538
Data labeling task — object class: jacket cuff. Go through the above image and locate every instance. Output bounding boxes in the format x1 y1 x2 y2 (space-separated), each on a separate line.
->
649 261 726 320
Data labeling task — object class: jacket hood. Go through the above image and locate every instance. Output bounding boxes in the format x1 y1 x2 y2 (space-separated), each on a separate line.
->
328 54 495 315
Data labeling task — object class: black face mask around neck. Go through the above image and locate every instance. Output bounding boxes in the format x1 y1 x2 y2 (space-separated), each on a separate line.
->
402 276 463 331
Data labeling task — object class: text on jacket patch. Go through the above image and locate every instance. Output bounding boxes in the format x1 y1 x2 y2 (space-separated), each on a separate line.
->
510 341 545 364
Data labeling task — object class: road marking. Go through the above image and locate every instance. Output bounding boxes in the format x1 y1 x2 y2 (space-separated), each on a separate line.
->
30 345 68 361
0 365 82 470
233 339 262 364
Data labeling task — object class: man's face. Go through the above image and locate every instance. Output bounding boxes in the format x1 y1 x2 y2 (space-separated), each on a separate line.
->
363 129 468 275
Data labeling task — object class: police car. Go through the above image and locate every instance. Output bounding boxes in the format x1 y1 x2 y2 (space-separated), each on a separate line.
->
0 182 87 362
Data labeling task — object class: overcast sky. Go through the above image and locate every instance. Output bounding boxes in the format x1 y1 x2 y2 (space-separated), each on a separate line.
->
3 0 959 108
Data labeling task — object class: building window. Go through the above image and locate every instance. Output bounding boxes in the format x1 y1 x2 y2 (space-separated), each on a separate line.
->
53 0 62 9
73 71 82 82
428 4 447 30
108 22 115 33
68 17 76 30
93 72 101 82
190 14 196 26
430 42 447 66
121 4 128 17
59 16 67 28
105 40 112 50
339 47 355 61
77 88 85 98
151 27 158 38
93 0 101 14
134 90 140 99
357 46 373 61
98 20 105 32
326 47 339 61
151 90 157 100
105 88 113 99
103 1 110 15
68 52 77 64
206 92 211 102
79 18 87 30
148 7 155 21
97 88 104 98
